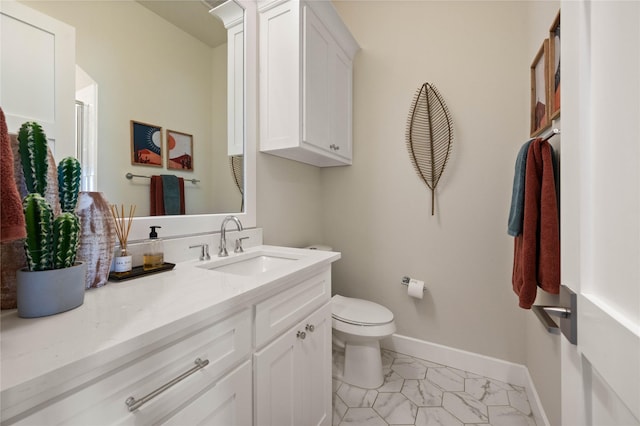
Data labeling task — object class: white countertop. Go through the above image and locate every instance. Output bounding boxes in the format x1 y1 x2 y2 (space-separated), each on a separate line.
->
0 245 340 413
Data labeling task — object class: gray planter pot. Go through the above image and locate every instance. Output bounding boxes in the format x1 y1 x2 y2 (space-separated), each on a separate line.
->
16 262 87 318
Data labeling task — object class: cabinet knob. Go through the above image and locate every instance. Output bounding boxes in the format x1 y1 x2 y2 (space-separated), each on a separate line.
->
297 330 306 340
305 324 315 332
329 144 340 151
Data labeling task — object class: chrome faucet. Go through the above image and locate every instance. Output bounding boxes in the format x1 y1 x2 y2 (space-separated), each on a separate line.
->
219 216 243 257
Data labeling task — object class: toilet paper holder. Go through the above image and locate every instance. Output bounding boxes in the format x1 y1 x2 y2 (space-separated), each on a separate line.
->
401 276 426 292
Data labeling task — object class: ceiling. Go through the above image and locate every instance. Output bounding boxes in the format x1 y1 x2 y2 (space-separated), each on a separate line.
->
137 0 227 48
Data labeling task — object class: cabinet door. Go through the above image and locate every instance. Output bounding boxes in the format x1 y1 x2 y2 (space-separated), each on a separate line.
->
299 303 332 426
161 360 252 426
255 302 332 426
259 0 300 150
227 21 245 157
329 46 353 161
302 5 331 152
254 323 304 426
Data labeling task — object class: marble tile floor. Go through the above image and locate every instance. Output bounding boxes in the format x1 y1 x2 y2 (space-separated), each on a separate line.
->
332 348 537 426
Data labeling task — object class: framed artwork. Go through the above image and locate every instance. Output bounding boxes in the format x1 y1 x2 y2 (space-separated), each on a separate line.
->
549 10 561 120
131 120 162 167
167 129 193 171
530 39 550 137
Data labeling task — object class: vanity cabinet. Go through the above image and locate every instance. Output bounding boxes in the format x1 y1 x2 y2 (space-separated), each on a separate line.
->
7 308 253 425
2 263 336 426
258 0 359 167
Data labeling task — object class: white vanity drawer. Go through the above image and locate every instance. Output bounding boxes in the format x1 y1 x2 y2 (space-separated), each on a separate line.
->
255 268 330 347
12 308 252 426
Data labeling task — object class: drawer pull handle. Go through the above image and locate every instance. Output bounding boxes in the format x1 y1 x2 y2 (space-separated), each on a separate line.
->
305 324 315 332
125 357 210 412
297 331 306 340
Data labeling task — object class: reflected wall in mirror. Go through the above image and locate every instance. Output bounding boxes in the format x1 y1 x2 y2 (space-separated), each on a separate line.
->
24 0 244 217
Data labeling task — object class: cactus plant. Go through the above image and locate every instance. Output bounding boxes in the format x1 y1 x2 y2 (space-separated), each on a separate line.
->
58 157 81 213
18 122 83 271
18 122 49 197
52 213 80 269
23 193 54 271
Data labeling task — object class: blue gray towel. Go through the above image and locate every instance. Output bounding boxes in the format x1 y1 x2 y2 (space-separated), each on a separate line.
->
508 140 533 236
161 174 181 215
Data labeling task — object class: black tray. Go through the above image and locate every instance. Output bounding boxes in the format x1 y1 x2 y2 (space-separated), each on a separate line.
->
108 262 175 281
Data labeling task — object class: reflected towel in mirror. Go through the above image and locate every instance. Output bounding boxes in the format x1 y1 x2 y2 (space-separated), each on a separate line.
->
150 175 185 216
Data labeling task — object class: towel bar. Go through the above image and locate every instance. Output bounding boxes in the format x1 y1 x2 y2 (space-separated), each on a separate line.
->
125 172 200 184
532 285 577 344
540 127 560 142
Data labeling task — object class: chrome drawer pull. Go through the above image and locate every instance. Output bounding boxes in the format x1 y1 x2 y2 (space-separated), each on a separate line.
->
125 357 210 412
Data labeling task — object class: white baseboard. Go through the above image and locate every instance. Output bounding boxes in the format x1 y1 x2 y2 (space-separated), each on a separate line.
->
381 334 551 426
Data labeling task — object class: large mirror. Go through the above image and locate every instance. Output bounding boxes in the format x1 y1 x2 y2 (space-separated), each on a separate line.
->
24 0 247 218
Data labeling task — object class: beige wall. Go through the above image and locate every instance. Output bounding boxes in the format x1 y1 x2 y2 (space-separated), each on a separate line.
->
257 154 323 247
321 0 531 364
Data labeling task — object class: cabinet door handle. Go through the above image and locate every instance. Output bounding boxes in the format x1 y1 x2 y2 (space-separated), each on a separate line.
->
305 324 315 332
297 331 306 340
125 357 210 412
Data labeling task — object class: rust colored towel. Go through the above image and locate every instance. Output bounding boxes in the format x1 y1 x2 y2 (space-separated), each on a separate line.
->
0 107 26 242
150 175 185 216
512 138 560 309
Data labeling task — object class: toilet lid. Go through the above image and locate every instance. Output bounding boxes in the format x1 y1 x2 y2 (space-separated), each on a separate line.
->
332 295 394 326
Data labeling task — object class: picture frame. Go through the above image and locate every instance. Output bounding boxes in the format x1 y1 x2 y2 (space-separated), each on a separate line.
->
166 129 193 171
548 10 561 120
530 39 550 137
131 120 162 167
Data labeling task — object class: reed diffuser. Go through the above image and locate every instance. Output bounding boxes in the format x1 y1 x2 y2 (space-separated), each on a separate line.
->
110 204 136 273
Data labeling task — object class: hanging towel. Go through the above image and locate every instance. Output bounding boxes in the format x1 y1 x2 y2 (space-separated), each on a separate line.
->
0 107 26 242
507 139 533 236
150 175 185 216
512 139 560 309
161 174 183 215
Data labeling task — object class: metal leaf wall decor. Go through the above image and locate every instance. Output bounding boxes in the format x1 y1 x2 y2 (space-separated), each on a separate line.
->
405 82 454 215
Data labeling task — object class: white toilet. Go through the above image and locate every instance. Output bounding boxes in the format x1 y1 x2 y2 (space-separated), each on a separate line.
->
332 294 396 389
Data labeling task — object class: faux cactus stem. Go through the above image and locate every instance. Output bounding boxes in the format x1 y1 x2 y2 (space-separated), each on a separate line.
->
52 213 80 269
18 122 49 197
23 193 54 271
58 157 81 213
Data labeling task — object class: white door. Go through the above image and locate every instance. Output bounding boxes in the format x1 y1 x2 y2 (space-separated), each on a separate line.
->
561 1 640 425
0 0 75 159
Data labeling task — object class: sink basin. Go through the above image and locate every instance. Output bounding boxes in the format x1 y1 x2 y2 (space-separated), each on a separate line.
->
200 253 298 276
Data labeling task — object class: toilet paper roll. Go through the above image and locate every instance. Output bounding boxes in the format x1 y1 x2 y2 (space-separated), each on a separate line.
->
408 279 424 299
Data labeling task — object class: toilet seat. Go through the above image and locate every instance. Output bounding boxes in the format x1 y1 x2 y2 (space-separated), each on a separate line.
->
332 295 394 326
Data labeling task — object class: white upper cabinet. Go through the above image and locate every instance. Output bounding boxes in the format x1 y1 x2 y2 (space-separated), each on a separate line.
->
258 0 359 167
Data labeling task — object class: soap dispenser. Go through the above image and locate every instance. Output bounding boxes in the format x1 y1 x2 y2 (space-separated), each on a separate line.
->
143 226 164 270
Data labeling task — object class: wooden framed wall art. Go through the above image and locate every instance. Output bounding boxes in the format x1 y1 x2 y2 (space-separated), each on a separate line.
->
131 120 162 167
530 39 550 137
548 10 561 120
167 129 193 171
